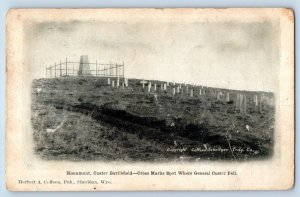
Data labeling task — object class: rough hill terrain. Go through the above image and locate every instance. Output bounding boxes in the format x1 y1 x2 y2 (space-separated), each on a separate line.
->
31 77 275 162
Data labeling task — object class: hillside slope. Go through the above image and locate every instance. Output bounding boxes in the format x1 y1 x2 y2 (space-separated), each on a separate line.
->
31 77 275 162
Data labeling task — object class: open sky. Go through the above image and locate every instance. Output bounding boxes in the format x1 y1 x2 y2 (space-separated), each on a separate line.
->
24 13 280 92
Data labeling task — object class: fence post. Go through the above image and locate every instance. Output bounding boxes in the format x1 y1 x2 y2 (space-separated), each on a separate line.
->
236 93 239 111
66 57 68 76
123 61 124 78
60 60 62 76
46 68 47 78
244 95 247 114
55 63 57 77
109 61 112 76
96 60 98 77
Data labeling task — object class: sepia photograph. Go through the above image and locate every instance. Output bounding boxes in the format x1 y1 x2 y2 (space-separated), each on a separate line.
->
6 8 294 191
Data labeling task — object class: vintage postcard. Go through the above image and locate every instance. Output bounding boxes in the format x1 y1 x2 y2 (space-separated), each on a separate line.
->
6 8 294 191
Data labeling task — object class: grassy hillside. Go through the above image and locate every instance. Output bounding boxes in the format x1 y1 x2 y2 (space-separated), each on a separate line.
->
31 76 274 162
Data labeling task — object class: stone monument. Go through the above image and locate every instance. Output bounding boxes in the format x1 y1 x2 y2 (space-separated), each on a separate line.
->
78 55 91 76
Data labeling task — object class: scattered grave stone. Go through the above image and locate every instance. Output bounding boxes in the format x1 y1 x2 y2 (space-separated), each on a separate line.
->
254 94 258 110
154 94 158 101
36 88 42 96
117 76 120 88
236 93 240 110
246 125 250 131
226 92 230 102
140 80 147 88
260 95 263 113
244 95 247 114
239 94 244 112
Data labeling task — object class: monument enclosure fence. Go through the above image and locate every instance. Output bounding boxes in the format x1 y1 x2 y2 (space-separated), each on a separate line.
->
45 58 125 78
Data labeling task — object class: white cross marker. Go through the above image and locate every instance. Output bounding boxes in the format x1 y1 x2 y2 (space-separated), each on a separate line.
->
140 80 147 88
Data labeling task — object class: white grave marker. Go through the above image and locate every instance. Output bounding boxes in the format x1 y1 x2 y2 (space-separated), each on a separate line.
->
226 92 230 102
244 95 247 113
236 94 240 110
124 78 128 87
140 80 147 88
254 95 258 106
